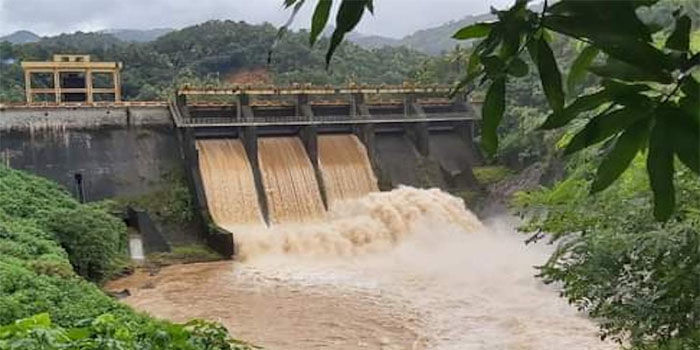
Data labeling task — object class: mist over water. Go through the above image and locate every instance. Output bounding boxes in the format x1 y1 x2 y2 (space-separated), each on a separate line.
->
111 188 613 350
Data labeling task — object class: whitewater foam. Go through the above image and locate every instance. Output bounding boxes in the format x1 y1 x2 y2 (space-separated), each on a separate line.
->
234 186 483 260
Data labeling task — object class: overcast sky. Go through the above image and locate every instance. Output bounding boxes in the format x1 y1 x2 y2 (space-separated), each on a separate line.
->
0 0 514 38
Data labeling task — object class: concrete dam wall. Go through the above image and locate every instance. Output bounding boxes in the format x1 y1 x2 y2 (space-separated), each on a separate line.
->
0 106 180 201
0 93 482 258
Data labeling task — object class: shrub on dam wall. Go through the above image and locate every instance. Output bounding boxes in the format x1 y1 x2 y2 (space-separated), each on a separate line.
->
114 169 198 245
0 166 254 349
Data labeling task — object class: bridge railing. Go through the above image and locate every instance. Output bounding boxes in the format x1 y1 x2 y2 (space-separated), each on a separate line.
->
177 112 477 127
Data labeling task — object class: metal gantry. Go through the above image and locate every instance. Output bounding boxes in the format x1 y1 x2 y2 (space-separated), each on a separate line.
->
21 54 122 104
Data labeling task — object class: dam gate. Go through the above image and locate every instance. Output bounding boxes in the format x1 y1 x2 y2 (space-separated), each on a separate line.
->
172 85 483 257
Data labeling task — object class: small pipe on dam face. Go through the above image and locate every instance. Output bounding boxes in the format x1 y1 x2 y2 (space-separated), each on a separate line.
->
74 172 85 203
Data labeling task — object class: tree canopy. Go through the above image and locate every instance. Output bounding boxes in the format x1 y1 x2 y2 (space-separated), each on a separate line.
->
288 0 700 221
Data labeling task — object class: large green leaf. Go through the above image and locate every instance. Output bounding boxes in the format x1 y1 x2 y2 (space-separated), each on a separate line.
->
507 57 529 77
669 107 700 175
547 0 656 43
591 118 650 193
545 15 672 72
309 0 332 46
482 55 506 77
666 15 691 52
453 23 493 40
589 58 674 84
326 0 369 66
680 77 700 122
564 107 647 155
647 112 676 221
474 23 503 57
540 90 610 130
601 79 651 97
482 77 506 155
535 37 565 113
467 51 481 77
596 39 673 72
567 45 599 93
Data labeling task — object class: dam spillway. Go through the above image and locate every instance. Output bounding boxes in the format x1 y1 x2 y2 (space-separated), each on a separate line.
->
196 139 264 230
172 85 483 256
258 137 326 224
318 134 378 207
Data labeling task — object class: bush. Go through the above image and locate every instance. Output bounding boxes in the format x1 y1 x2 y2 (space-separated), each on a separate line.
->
0 166 255 349
0 313 257 350
0 166 126 283
472 166 513 185
513 157 700 349
44 205 127 282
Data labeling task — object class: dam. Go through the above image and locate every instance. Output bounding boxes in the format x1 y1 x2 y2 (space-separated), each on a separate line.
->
172 85 482 255
0 84 481 256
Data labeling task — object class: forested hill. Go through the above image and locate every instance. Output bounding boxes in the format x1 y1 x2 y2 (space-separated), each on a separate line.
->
0 20 428 101
397 13 494 55
0 30 40 44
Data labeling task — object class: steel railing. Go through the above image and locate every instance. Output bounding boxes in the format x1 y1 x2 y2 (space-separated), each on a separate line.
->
175 112 478 127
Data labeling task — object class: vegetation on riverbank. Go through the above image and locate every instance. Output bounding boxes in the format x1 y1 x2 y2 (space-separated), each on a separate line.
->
147 244 223 267
0 166 254 349
513 155 700 349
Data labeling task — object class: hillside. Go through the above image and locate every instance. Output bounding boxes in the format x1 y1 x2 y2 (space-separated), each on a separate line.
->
397 13 494 55
0 20 429 102
99 28 174 42
0 30 40 44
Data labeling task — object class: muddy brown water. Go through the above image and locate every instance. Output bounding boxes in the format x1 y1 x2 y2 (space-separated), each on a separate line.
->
108 188 614 350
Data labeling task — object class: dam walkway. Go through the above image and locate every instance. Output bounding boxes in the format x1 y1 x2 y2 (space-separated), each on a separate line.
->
171 85 481 129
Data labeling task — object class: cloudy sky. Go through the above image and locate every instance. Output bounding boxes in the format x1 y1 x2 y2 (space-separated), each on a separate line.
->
0 0 513 38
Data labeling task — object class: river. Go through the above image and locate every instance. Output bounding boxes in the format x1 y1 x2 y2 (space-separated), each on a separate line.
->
107 188 614 350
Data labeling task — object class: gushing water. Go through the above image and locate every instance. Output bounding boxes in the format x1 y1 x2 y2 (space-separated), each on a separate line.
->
109 188 613 350
318 134 378 206
258 137 325 224
233 186 481 260
196 139 264 229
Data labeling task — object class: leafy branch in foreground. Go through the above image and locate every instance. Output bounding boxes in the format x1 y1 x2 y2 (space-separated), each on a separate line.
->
275 0 374 67
288 0 700 221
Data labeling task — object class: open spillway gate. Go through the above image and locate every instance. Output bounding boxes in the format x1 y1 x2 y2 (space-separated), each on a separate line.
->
170 85 482 257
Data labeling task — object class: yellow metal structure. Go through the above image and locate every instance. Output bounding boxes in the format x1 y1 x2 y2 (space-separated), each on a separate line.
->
21 54 122 104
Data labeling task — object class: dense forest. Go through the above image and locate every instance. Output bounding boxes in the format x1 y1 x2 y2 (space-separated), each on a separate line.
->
0 20 433 102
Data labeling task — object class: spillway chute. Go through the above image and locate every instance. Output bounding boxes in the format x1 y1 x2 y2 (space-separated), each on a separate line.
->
318 134 378 207
196 139 264 231
257 136 326 224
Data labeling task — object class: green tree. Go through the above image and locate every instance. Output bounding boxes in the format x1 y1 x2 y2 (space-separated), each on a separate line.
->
289 0 700 221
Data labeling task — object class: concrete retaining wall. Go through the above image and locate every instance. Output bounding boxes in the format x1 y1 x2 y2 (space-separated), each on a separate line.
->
0 106 171 130
0 106 178 201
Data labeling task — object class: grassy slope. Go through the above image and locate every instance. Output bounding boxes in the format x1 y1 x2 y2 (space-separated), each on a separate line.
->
0 166 253 349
